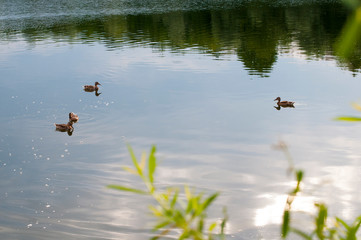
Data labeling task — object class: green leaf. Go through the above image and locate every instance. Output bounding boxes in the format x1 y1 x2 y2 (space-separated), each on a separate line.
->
185 185 191 200
107 184 148 195
170 189 179 208
149 205 163 217
122 166 138 175
139 152 146 171
290 227 312 240
192 195 200 214
153 220 172 230
353 218 361 232
148 145 157 184
336 217 351 231
296 170 303 183
282 210 290 238
198 218 204 232
202 193 219 211
179 229 190 240
221 207 228 237
186 197 193 214
335 116 361 122
335 7 361 59
127 144 143 176
173 210 186 226
208 222 217 232
315 203 327 239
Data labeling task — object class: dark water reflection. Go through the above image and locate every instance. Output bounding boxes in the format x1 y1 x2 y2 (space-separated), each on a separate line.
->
1 0 356 76
2 0 361 239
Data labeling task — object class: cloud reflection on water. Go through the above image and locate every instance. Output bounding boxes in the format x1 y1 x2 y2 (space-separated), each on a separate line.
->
2 18 361 239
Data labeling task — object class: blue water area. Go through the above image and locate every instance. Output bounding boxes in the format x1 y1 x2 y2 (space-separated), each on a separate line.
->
1 0 361 239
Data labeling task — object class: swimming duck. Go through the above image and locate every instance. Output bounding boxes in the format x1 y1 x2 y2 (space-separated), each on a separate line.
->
274 97 295 107
54 121 73 131
69 112 79 122
83 82 101 92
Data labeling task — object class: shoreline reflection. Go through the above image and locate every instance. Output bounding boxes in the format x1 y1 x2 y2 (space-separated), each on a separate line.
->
1 1 357 77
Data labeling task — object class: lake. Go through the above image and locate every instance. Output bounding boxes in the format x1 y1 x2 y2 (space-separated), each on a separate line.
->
1 0 361 239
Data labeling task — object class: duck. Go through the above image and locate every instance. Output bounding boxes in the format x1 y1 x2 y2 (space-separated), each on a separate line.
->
54 121 73 132
69 112 79 122
83 82 101 92
274 97 295 107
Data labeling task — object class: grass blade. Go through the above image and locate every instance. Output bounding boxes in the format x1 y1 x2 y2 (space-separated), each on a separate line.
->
140 152 146 171
282 210 290 238
148 145 157 184
202 192 219 211
153 220 172 230
122 166 138 175
336 217 351 230
335 116 361 121
107 184 148 195
335 7 361 59
127 144 142 175
291 227 312 240
170 189 179 208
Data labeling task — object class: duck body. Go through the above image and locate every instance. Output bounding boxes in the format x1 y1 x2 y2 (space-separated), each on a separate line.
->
83 82 101 92
54 121 73 131
274 97 295 107
69 112 79 122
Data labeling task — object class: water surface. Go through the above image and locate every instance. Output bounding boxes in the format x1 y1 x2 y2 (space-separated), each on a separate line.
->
1 0 361 239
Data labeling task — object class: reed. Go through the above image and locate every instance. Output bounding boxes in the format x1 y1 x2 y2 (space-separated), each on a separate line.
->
277 142 361 240
108 145 227 240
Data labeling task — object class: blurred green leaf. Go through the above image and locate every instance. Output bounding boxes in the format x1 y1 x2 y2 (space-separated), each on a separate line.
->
221 207 228 237
335 7 361 59
352 103 361 111
202 193 219 211
185 185 191 200
291 228 312 240
148 145 157 184
153 220 172 230
335 116 361 121
107 184 148 195
282 210 290 238
149 205 163 217
127 144 143 176
342 0 361 10
336 217 351 230
139 152 146 171
109 145 227 240
296 170 303 183
170 189 179 208
208 222 217 232
122 166 138 175
197 218 204 232
315 203 328 239
354 217 361 232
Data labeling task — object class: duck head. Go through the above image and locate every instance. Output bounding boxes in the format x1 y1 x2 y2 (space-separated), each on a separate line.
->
274 97 281 102
95 82 101 86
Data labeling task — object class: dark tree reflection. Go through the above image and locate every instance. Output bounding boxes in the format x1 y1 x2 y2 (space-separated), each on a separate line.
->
1 1 354 77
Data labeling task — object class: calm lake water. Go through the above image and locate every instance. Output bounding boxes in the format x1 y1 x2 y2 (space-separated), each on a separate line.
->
2 0 361 239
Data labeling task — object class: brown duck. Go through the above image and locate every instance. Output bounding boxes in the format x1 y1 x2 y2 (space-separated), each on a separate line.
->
69 112 79 122
274 97 295 107
83 82 101 92
54 121 73 131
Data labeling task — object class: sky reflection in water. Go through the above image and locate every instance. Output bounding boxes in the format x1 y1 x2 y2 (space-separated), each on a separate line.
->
1 2 361 239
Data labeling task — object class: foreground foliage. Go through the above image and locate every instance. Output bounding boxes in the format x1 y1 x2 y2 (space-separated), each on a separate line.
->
108 145 227 240
335 103 361 122
277 142 361 240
